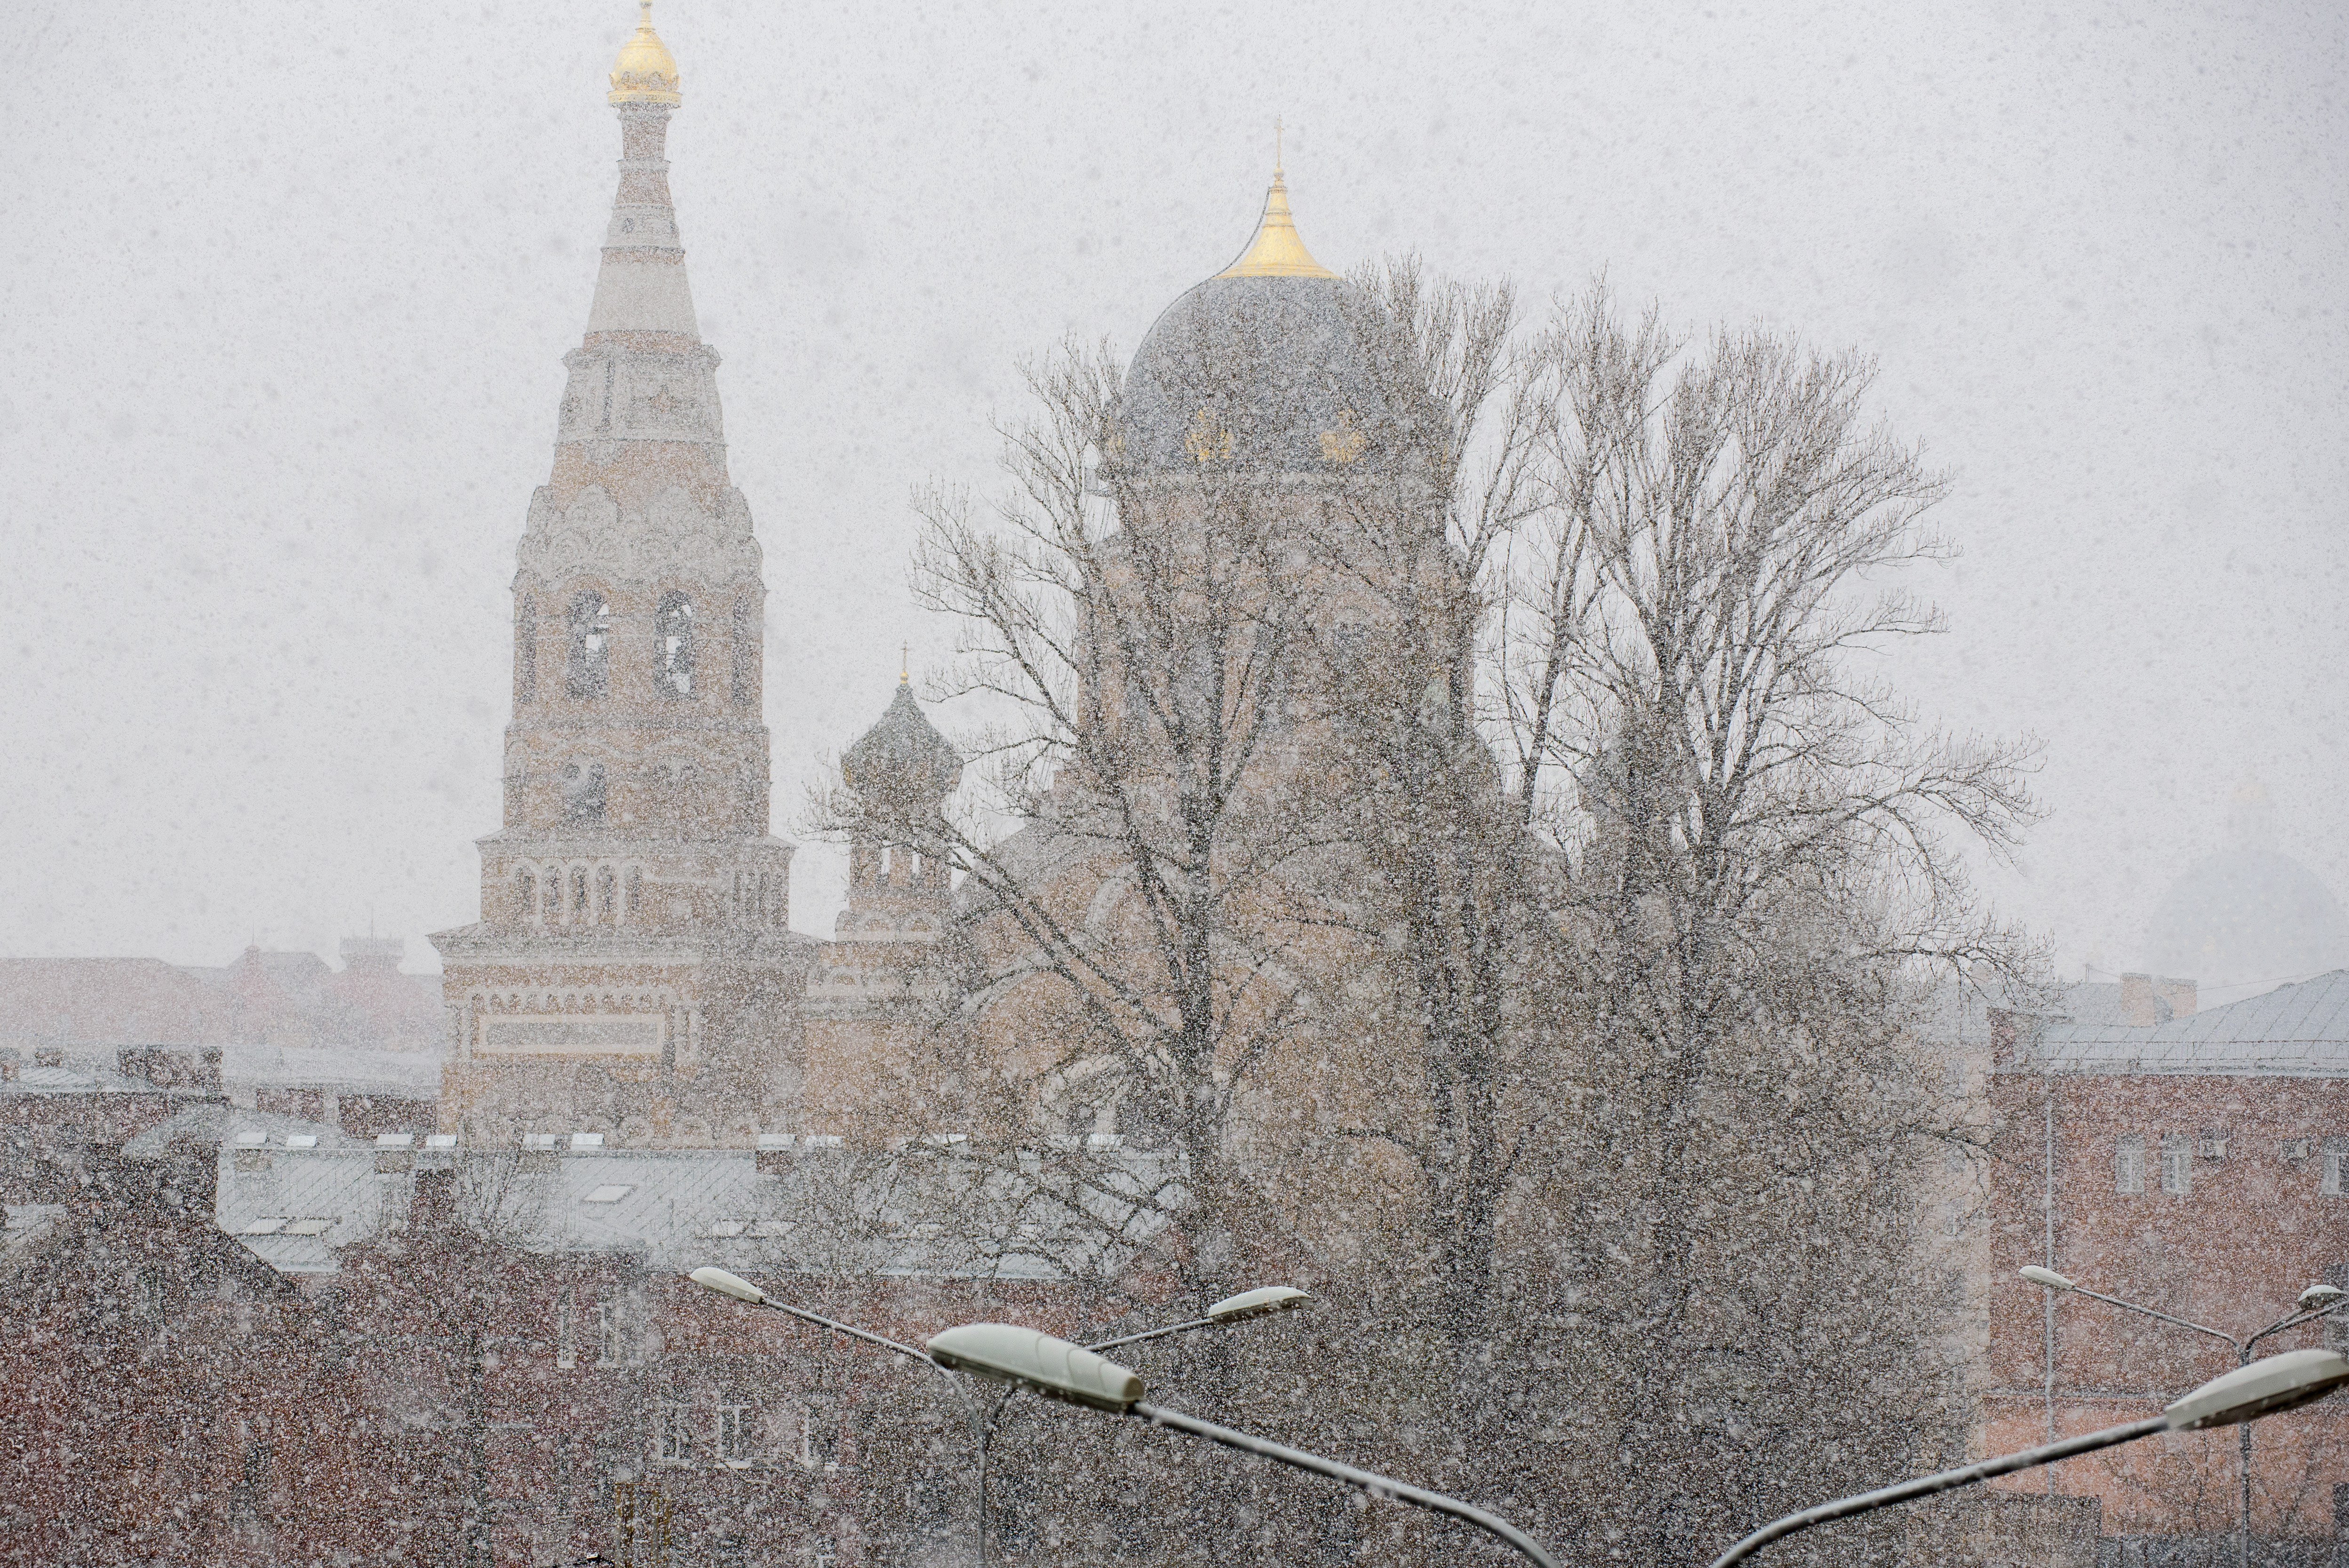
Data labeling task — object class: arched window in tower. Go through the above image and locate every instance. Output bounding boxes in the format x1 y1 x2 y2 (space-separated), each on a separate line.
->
516 869 537 922
567 593 611 699
656 594 695 697
596 866 618 923
518 596 538 703
730 597 756 708
560 760 607 824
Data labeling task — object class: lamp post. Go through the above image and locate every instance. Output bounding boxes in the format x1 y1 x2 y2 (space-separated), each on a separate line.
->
1707 1347 2349 1568
923 1322 1561 1568
2021 1267 2347 1568
685 1268 1308 1567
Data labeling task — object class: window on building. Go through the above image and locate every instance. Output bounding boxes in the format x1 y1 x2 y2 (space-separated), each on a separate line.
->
730 597 756 708
657 593 695 697
656 1399 694 1465
2160 1132 2192 1194
2198 1126 2229 1161
2323 1137 2349 1197
566 592 611 698
794 1399 820 1470
560 761 606 824
517 869 538 922
717 1402 752 1465
555 1302 575 1369
594 1301 621 1367
2115 1134 2145 1194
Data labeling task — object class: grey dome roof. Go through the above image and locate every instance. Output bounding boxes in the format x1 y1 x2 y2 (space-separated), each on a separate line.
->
1116 273 1407 476
2143 847 2348 988
842 682 962 807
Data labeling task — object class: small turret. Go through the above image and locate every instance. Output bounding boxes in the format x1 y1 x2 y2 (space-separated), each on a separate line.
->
837 677 961 931
843 678 963 819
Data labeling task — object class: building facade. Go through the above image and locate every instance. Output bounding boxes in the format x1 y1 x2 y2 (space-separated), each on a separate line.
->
1983 973 2349 1557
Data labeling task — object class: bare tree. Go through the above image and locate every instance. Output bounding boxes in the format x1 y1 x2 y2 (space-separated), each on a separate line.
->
821 329 1369 1305
1481 286 2043 1562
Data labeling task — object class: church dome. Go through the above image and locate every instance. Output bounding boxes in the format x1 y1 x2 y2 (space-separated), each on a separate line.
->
842 681 962 809
608 1 681 105
2142 779 2349 987
1113 170 1418 477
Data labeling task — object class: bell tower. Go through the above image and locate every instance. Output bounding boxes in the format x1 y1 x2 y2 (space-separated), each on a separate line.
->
432 5 805 1147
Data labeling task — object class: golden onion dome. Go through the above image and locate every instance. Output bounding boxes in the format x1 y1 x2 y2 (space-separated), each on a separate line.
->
608 1 681 106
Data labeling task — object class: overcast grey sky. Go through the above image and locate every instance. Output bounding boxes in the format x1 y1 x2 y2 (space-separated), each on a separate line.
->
4 0 2342 988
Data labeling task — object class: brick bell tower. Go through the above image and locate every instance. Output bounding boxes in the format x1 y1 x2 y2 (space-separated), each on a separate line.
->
432 4 805 1147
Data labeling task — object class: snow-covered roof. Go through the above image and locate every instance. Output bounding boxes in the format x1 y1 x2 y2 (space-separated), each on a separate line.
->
2020 970 2349 1077
208 1120 1177 1283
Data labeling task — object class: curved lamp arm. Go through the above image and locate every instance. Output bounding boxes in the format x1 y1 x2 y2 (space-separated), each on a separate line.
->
1708 1415 2169 1568
2019 1268 2238 1351
2069 1286 2239 1350
1085 1318 1215 1354
1710 1349 2349 1568
1129 1403 1559 1568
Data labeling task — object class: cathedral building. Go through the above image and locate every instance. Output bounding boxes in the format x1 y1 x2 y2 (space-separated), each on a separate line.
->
423 0 1423 1170
432 4 806 1149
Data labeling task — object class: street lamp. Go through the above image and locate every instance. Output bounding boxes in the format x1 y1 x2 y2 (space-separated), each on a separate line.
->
2019 1266 2349 1568
1706 1348 2349 1568
685 1269 1309 1566
924 1322 1561 1568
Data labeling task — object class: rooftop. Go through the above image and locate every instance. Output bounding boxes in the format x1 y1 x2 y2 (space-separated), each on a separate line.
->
2011 969 2349 1076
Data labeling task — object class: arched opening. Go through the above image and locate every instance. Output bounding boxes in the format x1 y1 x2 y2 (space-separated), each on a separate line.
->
560 760 606 824
517 869 537 922
566 592 611 699
625 868 643 921
570 867 590 922
656 593 695 698
730 597 756 708
517 596 538 703
542 866 562 922
596 867 618 923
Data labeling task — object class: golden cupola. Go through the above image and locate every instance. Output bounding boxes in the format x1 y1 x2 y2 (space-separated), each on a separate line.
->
1217 166 1337 279
608 0 682 105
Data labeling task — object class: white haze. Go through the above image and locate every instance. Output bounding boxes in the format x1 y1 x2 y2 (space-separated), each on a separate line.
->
2 0 2342 985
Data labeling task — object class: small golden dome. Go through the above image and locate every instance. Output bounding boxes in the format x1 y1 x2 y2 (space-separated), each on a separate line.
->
1217 169 1336 279
608 1 681 106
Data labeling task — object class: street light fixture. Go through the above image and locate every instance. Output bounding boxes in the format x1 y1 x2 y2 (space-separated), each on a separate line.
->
2015 1265 2349 1568
924 1323 1561 1568
685 1269 1309 1566
1082 1285 1311 1353
1706 1348 2349 1568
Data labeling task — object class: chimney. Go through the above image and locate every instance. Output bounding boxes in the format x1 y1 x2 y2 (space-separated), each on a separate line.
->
2118 973 2179 1027
2153 976 2197 1020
